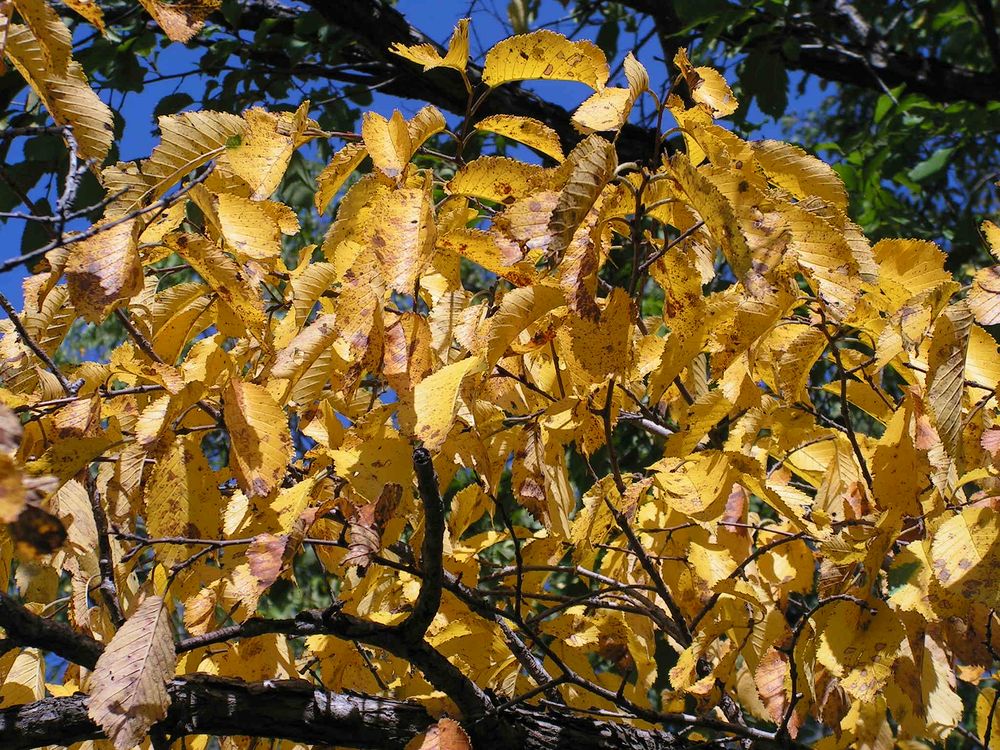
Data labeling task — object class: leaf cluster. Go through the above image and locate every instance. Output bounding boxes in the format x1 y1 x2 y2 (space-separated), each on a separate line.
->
0 6 999 750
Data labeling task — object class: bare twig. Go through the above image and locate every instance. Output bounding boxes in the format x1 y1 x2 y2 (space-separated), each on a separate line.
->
86 473 125 628
0 291 73 395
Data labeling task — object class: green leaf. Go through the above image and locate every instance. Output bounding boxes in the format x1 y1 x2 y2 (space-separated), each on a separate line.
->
153 93 194 119
874 94 894 125
742 51 787 119
907 147 954 182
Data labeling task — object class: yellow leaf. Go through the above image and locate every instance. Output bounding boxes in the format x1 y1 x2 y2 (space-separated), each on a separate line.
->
814 599 903 703
870 238 951 314
572 86 632 133
969 265 1000 326
547 134 616 265
63 0 104 32
383 311 433 410
753 647 790 725
371 182 436 294
223 378 293 497
438 18 470 72
0 453 26 524
663 390 733 456
483 284 564 370
216 194 296 262
623 51 649 95
271 313 343 406
314 141 368 214
482 29 608 90
333 245 385 394
977 687 1000 747
11 0 70 72
362 110 411 179
3 23 113 163
668 153 751 277
405 105 447 152
171 233 267 337
88 596 175 750
930 504 1000 609
653 451 741 520
674 47 737 117
983 219 1000 261
438 228 538 287
390 18 469 74
145 435 220 562
65 219 143 323
474 114 564 161
871 406 925 517
926 301 972 457
224 102 323 199
570 474 618 553
0 647 43 706
26 433 116 482
750 140 848 210
138 0 219 43
271 475 320 535
447 156 547 204
779 201 861 321
148 282 214 363
413 356 482 451
571 53 646 133
103 110 246 217
558 287 632 383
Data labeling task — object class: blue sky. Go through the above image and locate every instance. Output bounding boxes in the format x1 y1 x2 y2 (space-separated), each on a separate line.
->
0 0 823 308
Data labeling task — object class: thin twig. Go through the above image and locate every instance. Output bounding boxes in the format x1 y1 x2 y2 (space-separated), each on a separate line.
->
0 291 73 395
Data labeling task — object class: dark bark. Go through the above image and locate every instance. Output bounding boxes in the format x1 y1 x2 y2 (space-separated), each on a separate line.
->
0 592 103 669
622 0 1000 105
0 674 683 750
218 0 998 168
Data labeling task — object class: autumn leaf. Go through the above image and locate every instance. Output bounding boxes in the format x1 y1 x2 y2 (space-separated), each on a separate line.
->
223 378 293 497
413 356 483 450
65 219 143 322
102 110 246 217
315 142 368 213
417 718 473 750
344 483 402 571
474 114 564 161
931 505 1000 609
138 0 219 43
3 22 113 162
674 47 738 117
391 18 469 73
88 595 175 750
482 29 608 89
814 599 903 702
546 134 616 266
2 15 1000 750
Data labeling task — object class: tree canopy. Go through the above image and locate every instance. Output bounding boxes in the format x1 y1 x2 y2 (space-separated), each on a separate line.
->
0 2 999 750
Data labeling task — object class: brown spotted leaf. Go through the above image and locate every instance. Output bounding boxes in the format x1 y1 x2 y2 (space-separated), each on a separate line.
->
223 378 293 497
88 596 174 750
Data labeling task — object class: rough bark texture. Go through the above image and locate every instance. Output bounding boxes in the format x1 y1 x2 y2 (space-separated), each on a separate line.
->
0 675 683 750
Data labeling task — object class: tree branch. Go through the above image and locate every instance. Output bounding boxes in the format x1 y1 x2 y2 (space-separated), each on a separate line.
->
0 291 73 395
0 674 690 750
0 592 103 670
402 446 444 641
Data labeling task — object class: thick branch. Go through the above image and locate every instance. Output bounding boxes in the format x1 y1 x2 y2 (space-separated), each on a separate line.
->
402 446 444 640
0 593 103 669
300 0 653 161
0 675 685 750
624 0 1000 105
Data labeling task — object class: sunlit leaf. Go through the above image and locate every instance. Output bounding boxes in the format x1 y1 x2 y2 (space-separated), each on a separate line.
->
483 29 608 89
